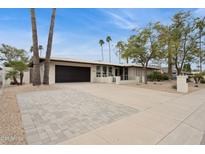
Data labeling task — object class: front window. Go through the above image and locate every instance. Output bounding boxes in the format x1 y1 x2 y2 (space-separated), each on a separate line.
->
96 66 101 77
103 66 107 77
108 67 112 76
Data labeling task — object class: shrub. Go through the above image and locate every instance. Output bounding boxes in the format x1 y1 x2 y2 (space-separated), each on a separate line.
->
162 73 169 80
172 84 177 89
187 76 192 82
147 71 169 81
193 73 204 84
200 79 205 84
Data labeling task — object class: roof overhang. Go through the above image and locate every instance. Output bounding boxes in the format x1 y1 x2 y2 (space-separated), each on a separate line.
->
29 57 159 70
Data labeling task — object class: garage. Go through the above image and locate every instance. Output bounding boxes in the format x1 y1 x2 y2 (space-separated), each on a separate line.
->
55 65 91 83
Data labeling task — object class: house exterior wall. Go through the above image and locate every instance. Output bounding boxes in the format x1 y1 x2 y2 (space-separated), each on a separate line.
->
41 61 96 84
128 67 136 80
39 61 158 84
128 67 156 83
23 70 30 84
45 61 119 84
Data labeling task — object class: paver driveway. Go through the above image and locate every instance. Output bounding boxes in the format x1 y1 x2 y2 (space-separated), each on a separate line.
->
17 88 138 144
17 83 205 144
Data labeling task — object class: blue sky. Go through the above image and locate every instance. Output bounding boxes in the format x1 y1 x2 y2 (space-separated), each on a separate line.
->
0 8 205 65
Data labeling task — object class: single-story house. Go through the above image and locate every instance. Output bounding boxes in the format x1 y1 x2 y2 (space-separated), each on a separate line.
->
30 57 160 84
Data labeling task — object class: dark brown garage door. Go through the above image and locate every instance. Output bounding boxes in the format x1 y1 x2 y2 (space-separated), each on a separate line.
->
55 65 91 83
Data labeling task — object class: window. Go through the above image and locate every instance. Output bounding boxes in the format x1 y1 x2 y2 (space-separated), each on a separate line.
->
103 66 107 77
108 67 112 76
115 68 118 76
96 66 101 77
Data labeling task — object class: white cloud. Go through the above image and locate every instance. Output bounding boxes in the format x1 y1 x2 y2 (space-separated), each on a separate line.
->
100 9 138 30
194 8 205 17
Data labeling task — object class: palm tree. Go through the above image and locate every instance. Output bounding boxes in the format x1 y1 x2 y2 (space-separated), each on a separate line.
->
43 8 56 85
106 36 112 63
9 61 28 85
6 69 19 85
30 8 41 86
116 41 124 64
116 41 129 64
99 39 105 61
30 45 43 56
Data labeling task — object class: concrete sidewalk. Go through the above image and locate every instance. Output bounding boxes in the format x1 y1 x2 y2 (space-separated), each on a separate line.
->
59 87 205 145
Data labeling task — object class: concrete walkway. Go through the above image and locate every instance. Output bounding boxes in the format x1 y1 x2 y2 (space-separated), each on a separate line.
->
58 84 205 145
17 83 205 144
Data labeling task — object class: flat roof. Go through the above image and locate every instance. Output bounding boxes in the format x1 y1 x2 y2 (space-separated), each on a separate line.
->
39 57 159 70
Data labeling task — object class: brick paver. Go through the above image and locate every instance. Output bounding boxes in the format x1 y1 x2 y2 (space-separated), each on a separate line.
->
17 88 138 144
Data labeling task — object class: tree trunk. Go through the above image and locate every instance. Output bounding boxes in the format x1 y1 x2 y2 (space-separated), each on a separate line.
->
126 58 129 64
199 32 202 72
30 8 41 86
13 76 18 85
176 67 181 75
167 42 173 79
101 46 104 61
144 67 148 84
20 72 24 85
43 8 56 85
119 52 121 64
108 42 111 63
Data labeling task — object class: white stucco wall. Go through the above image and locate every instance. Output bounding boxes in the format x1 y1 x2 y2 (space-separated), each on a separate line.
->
128 67 136 80
1 67 30 87
23 70 30 84
3 67 12 86
43 61 95 84
39 61 157 84
39 62 56 84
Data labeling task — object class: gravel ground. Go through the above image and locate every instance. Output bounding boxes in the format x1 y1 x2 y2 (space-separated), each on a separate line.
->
0 84 58 144
125 80 205 94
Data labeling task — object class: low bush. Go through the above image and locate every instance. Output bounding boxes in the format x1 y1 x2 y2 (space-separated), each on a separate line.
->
147 71 169 82
187 76 192 82
200 79 205 84
172 84 177 89
193 73 204 84
162 74 169 80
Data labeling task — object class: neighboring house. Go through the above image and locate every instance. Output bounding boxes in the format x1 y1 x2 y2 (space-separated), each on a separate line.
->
30 57 159 84
161 66 177 79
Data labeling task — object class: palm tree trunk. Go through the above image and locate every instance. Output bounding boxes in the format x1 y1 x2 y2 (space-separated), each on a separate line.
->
119 52 121 64
101 46 104 61
108 42 111 63
43 8 56 85
30 8 41 86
